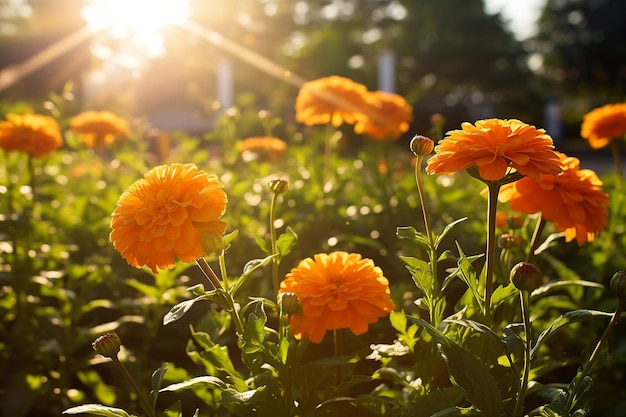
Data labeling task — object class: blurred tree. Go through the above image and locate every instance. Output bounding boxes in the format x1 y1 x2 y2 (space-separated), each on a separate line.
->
535 0 626 104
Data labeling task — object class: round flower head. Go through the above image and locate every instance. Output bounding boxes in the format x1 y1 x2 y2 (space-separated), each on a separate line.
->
295 75 370 127
110 163 227 273
354 91 413 140
426 119 562 182
279 251 395 343
499 153 608 245
0 112 62 158
70 110 130 148
580 103 626 149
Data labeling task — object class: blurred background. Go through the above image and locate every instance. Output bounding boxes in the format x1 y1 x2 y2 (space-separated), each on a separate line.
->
1 0 625 157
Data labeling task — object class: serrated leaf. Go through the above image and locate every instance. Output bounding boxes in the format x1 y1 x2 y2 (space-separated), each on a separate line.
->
397 226 431 251
62 404 131 417
490 283 518 311
163 294 213 325
455 243 483 306
160 376 229 393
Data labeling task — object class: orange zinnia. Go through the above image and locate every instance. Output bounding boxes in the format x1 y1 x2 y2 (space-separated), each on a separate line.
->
238 136 287 161
70 110 130 148
110 163 227 273
499 153 608 245
426 119 562 182
295 75 370 127
279 251 395 343
354 90 413 140
580 103 626 149
0 112 62 158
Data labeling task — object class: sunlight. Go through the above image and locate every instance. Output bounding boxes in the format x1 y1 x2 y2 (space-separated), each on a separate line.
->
81 0 190 58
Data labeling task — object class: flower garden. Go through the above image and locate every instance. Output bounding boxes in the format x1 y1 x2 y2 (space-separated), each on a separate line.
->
2 73 626 417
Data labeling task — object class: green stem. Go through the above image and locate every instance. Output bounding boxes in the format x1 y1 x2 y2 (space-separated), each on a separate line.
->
415 155 440 325
564 301 624 412
333 329 344 385
484 182 501 323
269 191 280 299
111 356 157 417
323 123 333 182
512 290 532 417
526 216 547 263
218 252 229 293
196 257 222 290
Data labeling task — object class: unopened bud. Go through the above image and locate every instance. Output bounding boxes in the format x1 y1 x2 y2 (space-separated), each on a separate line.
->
269 178 288 194
410 135 435 157
498 233 523 249
510 262 542 292
610 271 626 301
92 333 121 358
506 215 525 230
279 292 303 316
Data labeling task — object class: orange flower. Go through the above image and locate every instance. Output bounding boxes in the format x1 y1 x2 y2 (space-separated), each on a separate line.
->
499 153 608 245
110 163 227 273
238 136 287 161
426 119 562 182
580 103 626 149
70 110 129 148
354 91 413 140
295 76 370 127
279 251 395 343
0 112 62 158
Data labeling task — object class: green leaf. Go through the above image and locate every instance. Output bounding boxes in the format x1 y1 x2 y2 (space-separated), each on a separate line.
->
454 243 483 306
230 255 276 295
163 293 214 325
402 258 435 297
490 283 518 311
435 217 467 249
531 309 615 359
160 376 229 392
276 226 298 258
407 317 501 417
530 280 604 301
397 226 431 251
62 404 131 417
150 364 168 407
255 233 270 254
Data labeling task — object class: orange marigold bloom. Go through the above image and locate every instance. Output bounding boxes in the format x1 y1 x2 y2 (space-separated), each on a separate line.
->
580 103 626 149
279 251 395 343
110 163 227 273
70 110 129 148
238 136 287 161
0 112 62 158
295 75 370 127
426 119 562 182
354 91 413 140
499 153 608 245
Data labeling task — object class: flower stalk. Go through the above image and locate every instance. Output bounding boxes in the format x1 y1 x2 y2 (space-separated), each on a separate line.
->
512 290 533 417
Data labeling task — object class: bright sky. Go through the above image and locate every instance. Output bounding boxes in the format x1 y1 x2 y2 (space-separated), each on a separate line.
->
484 0 548 40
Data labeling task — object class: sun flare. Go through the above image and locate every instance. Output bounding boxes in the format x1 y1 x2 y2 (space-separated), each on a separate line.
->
82 0 190 58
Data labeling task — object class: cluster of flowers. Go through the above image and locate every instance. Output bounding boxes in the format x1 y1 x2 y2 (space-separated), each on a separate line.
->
2 79 626 344
0 110 129 157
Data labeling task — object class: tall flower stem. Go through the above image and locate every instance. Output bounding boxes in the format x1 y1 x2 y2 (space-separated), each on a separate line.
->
512 290 532 417
196 257 222 290
483 182 501 323
610 139 623 186
111 356 157 417
323 122 333 182
414 154 440 325
526 216 547 263
564 300 624 412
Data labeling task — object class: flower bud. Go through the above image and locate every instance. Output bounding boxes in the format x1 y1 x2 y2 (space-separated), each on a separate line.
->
506 215 525 230
498 233 523 249
510 262 542 292
610 271 626 301
410 135 435 156
268 178 288 194
279 292 303 316
92 333 121 358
